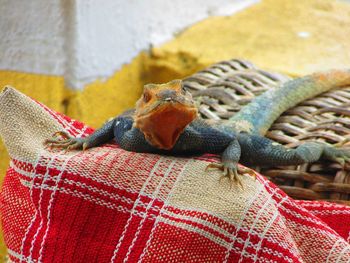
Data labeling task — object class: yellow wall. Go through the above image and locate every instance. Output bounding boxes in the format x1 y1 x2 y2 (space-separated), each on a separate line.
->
146 0 350 79
1 0 350 259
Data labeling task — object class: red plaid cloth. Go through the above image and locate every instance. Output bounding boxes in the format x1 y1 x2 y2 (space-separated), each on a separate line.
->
1 87 350 263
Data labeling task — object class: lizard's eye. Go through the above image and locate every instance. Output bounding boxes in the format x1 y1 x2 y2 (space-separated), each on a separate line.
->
143 92 151 102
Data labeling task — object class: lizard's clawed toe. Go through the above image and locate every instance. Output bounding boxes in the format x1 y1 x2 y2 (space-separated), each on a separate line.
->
238 166 257 181
53 131 72 140
205 163 224 171
44 130 86 151
67 142 81 150
46 140 73 148
206 162 257 188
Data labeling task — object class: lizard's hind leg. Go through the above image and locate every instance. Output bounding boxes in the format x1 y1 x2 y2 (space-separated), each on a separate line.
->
280 142 350 167
238 133 350 167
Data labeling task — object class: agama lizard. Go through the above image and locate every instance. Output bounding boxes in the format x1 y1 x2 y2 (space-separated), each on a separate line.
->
46 70 350 186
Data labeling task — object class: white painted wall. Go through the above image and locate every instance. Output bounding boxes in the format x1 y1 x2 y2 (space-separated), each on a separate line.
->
0 1 66 75
0 0 258 89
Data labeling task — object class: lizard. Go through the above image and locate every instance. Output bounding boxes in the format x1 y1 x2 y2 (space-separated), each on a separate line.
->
45 70 350 186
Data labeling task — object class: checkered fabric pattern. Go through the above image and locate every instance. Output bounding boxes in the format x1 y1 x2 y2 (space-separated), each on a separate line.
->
1 87 350 263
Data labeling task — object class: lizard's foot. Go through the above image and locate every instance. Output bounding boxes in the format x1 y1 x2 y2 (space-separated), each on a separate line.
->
44 131 88 151
206 161 256 188
323 146 350 168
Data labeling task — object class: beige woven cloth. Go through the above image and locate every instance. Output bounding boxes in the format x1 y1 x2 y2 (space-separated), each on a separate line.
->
0 86 62 163
1 87 350 263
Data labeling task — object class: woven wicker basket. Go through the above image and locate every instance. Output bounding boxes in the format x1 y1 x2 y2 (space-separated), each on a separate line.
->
183 59 350 205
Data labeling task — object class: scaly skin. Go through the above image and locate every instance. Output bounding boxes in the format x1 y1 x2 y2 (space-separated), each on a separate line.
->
46 71 350 187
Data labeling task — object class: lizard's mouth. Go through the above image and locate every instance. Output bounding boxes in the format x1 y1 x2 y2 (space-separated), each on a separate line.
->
134 102 197 150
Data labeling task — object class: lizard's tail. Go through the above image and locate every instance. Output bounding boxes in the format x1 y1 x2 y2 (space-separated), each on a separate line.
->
229 70 350 135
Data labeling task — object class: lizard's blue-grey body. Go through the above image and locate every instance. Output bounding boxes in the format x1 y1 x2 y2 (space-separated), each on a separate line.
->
47 70 350 182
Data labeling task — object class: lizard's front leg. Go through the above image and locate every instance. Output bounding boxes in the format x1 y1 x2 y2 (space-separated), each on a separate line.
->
206 138 256 188
45 119 116 150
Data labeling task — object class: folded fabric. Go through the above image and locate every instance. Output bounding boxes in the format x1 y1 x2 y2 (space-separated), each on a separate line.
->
0 87 350 263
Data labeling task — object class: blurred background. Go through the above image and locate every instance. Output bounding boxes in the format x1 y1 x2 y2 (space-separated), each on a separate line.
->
1 0 350 260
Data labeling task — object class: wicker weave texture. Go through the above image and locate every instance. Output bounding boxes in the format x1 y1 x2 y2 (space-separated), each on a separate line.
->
183 59 350 205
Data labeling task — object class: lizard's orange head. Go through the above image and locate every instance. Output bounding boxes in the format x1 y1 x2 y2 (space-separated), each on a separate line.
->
134 79 198 150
